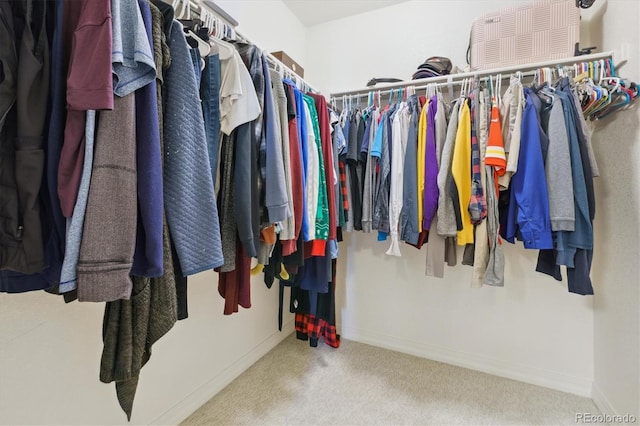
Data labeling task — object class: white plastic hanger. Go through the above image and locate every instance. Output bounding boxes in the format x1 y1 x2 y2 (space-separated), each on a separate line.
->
179 0 190 19
459 78 467 99
188 29 211 57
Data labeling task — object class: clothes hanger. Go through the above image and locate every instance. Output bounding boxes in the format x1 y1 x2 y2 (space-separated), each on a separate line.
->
174 0 188 19
485 75 493 99
539 81 556 106
278 61 285 79
202 7 216 35
573 61 590 83
609 58 616 77
593 83 629 119
189 30 211 57
581 79 603 114
207 10 215 33
598 60 606 85
176 0 211 58
589 86 612 117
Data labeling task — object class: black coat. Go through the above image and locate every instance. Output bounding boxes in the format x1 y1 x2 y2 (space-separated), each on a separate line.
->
0 0 48 276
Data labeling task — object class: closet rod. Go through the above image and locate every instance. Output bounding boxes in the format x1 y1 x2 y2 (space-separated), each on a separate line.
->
329 51 614 100
201 0 238 26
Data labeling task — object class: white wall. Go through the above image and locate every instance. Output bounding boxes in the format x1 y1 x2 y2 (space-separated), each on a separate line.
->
582 0 640 418
0 273 293 425
212 0 308 67
308 0 638 400
306 0 534 94
0 1 306 424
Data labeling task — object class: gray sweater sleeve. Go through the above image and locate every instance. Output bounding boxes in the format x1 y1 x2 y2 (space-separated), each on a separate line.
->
436 100 460 237
268 69 295 240
262 55 289 223
546 99 575 231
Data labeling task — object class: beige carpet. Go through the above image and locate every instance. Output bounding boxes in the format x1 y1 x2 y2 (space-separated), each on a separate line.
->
182 334 599 425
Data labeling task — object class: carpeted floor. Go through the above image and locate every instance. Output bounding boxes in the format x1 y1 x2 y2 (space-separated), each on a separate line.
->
181 334 599 425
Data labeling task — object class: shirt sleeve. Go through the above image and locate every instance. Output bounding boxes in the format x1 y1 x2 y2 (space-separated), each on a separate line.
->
66 0 113 111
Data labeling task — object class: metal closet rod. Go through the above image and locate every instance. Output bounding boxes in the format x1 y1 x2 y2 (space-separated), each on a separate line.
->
201 0 238 26
329 51 614 100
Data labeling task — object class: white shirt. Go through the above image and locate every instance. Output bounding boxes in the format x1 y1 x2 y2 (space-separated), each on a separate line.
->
218 39 261 135
387 103 409 256
498 78 523 189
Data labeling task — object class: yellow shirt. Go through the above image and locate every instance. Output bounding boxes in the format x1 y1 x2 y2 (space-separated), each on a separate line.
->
417 99 429 232
451 100 474 245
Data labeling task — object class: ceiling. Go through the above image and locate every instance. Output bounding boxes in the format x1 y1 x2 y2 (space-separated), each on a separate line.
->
282 0 409 27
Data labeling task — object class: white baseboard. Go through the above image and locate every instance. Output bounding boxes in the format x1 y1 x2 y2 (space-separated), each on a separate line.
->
151 320 295 425
339 324 593 397
592 382 618 416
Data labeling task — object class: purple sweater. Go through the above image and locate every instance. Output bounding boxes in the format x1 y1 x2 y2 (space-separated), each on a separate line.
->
422 96 439 230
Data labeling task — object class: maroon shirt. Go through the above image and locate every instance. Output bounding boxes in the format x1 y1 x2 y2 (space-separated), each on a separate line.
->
58 0 113 217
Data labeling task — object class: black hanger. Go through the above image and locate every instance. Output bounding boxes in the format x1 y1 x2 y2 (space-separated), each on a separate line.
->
180 18 203 33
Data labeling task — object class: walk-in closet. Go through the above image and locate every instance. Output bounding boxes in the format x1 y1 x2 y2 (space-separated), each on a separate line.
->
1 0 638 424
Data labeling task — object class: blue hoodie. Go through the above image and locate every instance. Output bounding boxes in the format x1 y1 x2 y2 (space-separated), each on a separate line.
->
503 89 553 249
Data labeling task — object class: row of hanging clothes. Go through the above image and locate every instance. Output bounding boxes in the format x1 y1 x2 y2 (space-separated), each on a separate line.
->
0 0 340 419
329 57 637 296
